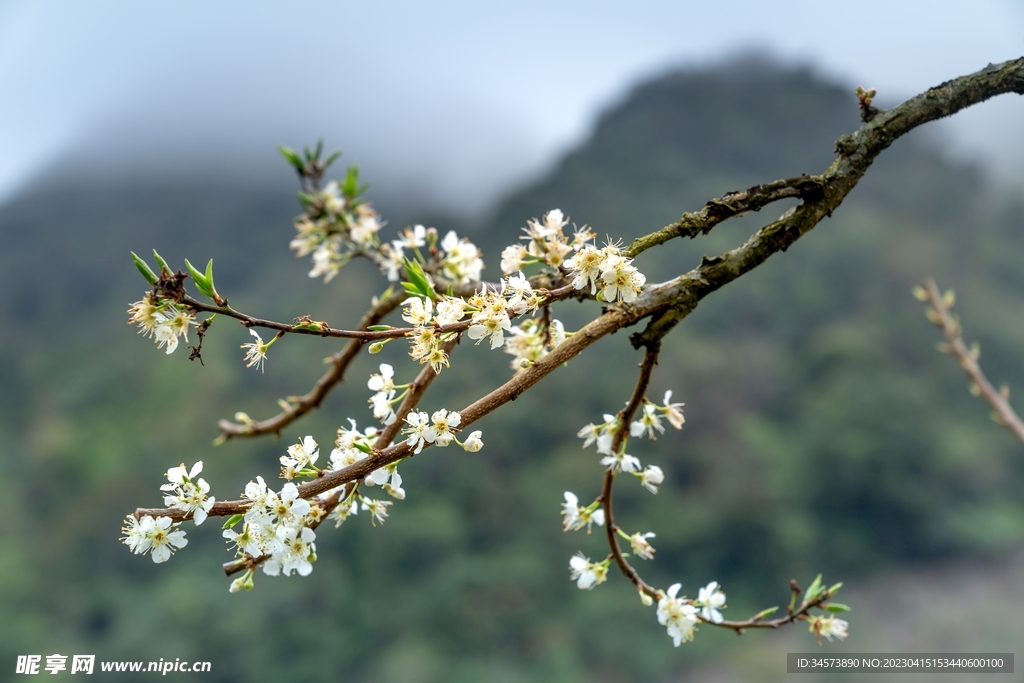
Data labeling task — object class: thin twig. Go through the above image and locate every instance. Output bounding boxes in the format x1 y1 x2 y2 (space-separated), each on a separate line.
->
217 290 406 439
921 278 1024 446
600 343 662 599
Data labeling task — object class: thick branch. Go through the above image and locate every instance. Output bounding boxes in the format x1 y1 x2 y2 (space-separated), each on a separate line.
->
628 57 1024 261
624 175 825 258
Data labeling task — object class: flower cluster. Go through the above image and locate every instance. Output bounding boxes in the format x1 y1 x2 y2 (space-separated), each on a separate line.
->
367 363 406 426
564 240 646 303
467 273 546 348
280 436 320 480
291 181 382 283
127 293 196 355
657 583 700 646
121 515 188 563
160 461 216 524
224 478 317 579
577 391 683 488
501 208 595 273
402 409 481 454
504 316 567 371
378 225 485 285
398 271 549 373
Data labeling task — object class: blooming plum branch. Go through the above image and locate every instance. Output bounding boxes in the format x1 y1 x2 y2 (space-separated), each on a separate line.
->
121 58 1024 647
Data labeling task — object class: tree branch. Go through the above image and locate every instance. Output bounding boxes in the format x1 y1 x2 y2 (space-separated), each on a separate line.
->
920 277 1024 446
216 290 406 440
137 58 1024 523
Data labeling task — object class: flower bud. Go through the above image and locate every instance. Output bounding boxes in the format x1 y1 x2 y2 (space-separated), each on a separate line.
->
369 342 386 354
462 430 483 453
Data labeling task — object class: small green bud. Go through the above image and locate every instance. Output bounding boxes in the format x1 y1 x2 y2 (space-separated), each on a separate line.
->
184 258 214 298
278 145 305 173
368 342 386 354
152 249 170 275
825 603 850 613
222 514 244 530
131 251 158 285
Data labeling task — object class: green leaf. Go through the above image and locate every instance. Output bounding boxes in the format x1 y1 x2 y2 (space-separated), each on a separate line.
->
313 139 323 161
401 257 436 299
184 258 213 298
352 441 372 454
152 249 170 275
805 574 823 601
323 149 342 169
342 164 360 199
278 145 305 173
204 259 220 301
367 325 393 331
825 603 850 613
827 582 843 596
753 606 779 620
131 251 158 285
222 514 244 530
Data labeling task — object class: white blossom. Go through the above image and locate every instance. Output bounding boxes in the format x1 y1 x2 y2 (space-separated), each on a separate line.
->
280 436 319 480
240 329 270 372
367 364 396 394
564 244 605 294
402 297 433 326
636 465 665 494
500 243 528 275
160 461 215 525
461 430 483 452
810 615 849 644
434 297 466 326
395 224 427 249
600 448 642 473
561 491 605 533
657 583 699 646
696 581 726 623
663 390 685 430
403 411 436 454
568 553 608 590
121 515 188 563
430 409 460 447
600 254 646 303
630 402 664 439
361 497 392 526
328 495 359 527
630 532 657 560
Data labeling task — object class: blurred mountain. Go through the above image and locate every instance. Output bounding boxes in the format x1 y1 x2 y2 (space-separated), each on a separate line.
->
2 56 1023 682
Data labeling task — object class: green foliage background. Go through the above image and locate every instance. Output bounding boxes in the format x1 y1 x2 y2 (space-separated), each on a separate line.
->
1 58 1022 681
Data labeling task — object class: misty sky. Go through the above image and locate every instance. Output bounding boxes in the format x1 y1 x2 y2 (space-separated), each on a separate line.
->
1 0 1022 214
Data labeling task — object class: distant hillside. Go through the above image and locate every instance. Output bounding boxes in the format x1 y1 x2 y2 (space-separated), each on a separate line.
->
1 57 1022 683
